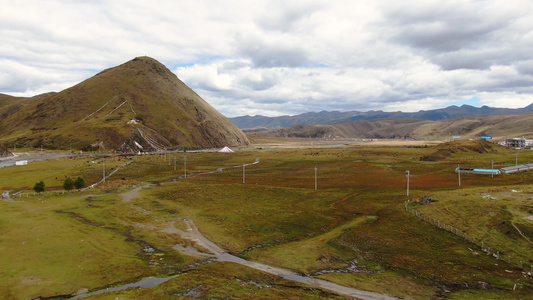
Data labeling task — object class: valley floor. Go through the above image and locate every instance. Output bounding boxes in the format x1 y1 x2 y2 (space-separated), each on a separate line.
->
0 139 532 299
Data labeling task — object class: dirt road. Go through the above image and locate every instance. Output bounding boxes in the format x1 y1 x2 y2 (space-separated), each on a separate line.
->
118 167 398 300
168 217 397 300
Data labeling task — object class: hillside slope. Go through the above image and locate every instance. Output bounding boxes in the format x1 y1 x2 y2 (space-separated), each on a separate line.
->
0 143 12 157
0 57 249 151
261 118 432 139
259 113 533 140
0 92 55 121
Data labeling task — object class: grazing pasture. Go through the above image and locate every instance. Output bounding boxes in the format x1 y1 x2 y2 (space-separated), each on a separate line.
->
0 139 532 299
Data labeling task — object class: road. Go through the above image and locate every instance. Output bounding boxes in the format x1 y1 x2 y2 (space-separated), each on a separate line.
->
175 218 397 300
0 152 100 169
119 185 397 300
114 166 397 300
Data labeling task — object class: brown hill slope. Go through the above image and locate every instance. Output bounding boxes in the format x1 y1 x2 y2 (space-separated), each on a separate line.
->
0 92 55 121
261 118 432 139
419 139 497 162
0 57 249 151
259 113 533 141
0 143 12 157
410 114 533 140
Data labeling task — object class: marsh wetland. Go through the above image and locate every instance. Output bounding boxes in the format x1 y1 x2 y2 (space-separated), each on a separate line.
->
1 139 532 299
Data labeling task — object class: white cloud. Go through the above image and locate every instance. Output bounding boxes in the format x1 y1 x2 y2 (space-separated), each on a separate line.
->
476 91 533 108
1 0 533 117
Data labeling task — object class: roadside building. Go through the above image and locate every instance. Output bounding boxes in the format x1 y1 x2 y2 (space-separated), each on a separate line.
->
455 167 500 175
505 138 525 148
500 163 533 174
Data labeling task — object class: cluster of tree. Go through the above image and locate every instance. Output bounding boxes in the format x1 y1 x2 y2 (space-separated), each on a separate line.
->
64 176 85 191
33 176 85 193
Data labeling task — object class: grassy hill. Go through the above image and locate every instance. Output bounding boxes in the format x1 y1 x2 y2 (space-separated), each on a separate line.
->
0 92 55 121
0 142 12 157
0 57 249 151
259 113 533 141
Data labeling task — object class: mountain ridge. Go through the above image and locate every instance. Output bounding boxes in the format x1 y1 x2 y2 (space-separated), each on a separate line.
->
231 104 533 130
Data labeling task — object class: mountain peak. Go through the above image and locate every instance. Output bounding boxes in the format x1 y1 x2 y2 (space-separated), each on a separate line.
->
129 56 171 73
0 57 249 151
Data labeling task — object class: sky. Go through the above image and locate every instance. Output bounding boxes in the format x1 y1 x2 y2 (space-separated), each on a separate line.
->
1 0 533 117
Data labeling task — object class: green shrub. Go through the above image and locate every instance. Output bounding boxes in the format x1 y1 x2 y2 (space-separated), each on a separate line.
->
63 177 74 191
74 176 85 189
33 181 45 193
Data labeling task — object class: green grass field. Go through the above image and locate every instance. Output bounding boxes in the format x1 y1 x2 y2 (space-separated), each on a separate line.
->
0 140 532 299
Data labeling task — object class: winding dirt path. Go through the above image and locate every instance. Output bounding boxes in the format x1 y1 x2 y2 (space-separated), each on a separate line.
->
116 162 398 300
162 220 225 258
169 218 397 300
120 185 144 202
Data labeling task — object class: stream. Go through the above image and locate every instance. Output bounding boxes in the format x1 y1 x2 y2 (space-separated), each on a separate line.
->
69 158 397 300
71 219 397 300
70 275 179 299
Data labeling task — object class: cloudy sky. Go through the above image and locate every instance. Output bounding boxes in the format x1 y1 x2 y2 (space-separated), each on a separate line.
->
1 0 533 117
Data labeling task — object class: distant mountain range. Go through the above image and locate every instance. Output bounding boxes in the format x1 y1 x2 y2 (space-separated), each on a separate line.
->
230 104 533 130
0 57 249 151
257 113 533 141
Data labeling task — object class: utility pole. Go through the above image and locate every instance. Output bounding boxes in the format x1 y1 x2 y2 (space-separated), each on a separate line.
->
174 156 176 171
314 167 317 191
243 164 246 184
516 152 518 166
458 165 461 186
406 170 410 196
492 160 494 178
103 158 106 183
184 155 187 178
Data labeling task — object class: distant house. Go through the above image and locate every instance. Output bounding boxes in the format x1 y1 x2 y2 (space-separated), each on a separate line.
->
127 119 139 124
505 138 525 148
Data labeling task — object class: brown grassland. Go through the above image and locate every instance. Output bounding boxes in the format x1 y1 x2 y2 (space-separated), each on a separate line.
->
0 138 532 299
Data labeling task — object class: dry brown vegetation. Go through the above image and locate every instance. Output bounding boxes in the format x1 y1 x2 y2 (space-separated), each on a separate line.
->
1 139 532 299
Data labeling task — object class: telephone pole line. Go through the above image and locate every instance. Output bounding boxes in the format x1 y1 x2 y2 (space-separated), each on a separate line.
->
315 167 318 191
406 170 410 196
